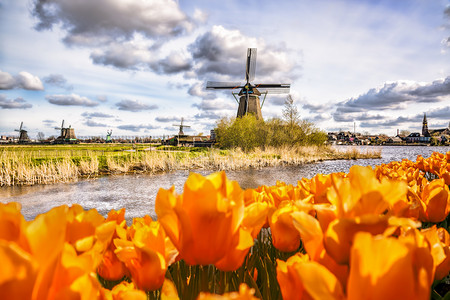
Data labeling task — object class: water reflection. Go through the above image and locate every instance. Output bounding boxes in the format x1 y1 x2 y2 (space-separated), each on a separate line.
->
1 145 448 222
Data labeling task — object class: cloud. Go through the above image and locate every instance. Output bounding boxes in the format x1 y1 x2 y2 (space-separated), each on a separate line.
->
97 95 108 102
188 26 297 82
43 119 56 127
43 74 73 90
47 93 99 106
31 0 195 46
0 70 44 90
188 82 215 100
90 42 152 69
302 102 329 113
0 95 33 109
192 98 235 111
81 112 114 118
117 124 159 131
155 116 180 122
149 51 192 74
194 111 224 120
84 120 107 127
338 77 450 113
115 99 158 112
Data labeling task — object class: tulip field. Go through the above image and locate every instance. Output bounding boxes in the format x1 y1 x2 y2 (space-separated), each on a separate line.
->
2 151 450 299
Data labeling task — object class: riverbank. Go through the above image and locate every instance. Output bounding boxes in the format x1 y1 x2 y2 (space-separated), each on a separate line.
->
0 144 381 186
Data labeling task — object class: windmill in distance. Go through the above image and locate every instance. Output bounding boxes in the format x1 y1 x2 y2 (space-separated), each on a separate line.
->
206 48 290 120
15 122 30 144
54 120 77 144
173 118 190 136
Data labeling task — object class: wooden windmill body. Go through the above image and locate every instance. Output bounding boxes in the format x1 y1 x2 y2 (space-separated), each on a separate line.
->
206 48 290 120
54 120 77 143
15 122 30 144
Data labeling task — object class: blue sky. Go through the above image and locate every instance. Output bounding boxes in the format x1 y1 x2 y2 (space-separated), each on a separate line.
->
0 0 449 139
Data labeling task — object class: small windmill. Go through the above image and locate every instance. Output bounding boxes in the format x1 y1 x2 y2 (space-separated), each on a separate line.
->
206 48 290 120
106 130 113 143
15 122 30 143
173 118 190 136
55 120 66 141
54 120 77 143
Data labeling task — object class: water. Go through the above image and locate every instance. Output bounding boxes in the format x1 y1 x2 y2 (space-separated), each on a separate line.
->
1 146 448 222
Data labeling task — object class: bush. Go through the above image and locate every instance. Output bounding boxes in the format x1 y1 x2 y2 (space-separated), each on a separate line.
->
216 114 327 151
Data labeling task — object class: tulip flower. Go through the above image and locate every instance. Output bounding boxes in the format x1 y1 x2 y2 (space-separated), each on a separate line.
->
347 231 433 300
0 239 37 299
155 171 254 270
114 220 167 291
97 209 128 281
0 202 29 250
197 284 258 300
277 253 345 300
100 281 147 300
421 226 450 280
418 179 450 223
269 201 301 252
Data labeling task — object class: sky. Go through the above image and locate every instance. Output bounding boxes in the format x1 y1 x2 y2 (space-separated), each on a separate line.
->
0 0 449 139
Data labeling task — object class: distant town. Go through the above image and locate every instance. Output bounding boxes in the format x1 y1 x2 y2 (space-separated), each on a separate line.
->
328 114 450 146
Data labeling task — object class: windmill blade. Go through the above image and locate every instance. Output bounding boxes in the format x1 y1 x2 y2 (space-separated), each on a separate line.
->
61 120 65 128
19 122 23 131
206 81 243 89
245 48 257 83
254 83 290 94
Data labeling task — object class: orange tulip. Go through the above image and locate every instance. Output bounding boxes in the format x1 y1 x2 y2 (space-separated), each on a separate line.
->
114 220 167 291
100 281 147 300
418 179 450 223
421 225 450 280
0 202 29 248
65 204 105 247
161 279 180 300
155 171 254 270
347 231 433 300
327 166 408 218
97 209 128 281
0 239 37 299
269 201 301 252
197 283 258 300
277 253 345 300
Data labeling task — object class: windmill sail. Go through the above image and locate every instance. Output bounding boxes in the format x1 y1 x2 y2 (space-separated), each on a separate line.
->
245 48 257 82
205 48 290 120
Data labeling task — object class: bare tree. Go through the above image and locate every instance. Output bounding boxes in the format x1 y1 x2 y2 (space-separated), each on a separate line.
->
37 132 45 141
282 94 300 128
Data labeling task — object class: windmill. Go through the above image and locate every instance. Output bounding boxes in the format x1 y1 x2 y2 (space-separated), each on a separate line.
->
206 48 290 120
54 120 77 143
173 118 190 136
106 130 113 143
55 120 66 141
15 122 30 143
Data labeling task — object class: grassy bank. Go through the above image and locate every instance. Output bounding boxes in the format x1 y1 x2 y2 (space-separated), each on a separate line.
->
0 144 381 186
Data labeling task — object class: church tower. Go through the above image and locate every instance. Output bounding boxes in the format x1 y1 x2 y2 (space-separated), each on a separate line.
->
422 114 430 137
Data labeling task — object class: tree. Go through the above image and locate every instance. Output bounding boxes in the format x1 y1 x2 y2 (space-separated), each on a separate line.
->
37 132 45 141
282 94 300 129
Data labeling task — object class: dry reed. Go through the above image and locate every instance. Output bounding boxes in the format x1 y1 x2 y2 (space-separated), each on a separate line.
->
0 145 381 186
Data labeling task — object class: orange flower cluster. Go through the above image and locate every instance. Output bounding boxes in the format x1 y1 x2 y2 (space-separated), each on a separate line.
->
1 151 449 299
263 152 450 300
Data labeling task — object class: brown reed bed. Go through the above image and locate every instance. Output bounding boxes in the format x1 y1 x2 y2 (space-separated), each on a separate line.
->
0 145 381 186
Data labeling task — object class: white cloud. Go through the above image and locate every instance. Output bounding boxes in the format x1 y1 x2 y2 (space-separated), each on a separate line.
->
47 93 99 106
0 70 44 90
0 95 33 109
115 99 158 112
